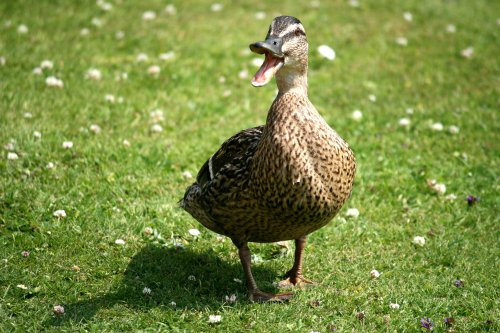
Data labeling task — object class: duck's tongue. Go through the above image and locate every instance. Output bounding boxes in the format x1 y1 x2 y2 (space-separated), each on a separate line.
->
251 53 284 87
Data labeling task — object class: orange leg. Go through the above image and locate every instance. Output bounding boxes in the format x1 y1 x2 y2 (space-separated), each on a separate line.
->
279 236 315 288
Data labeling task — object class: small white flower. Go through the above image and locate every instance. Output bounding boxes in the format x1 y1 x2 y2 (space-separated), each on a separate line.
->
182 171 193 179
142 11 156 20
225 294 237 303
346 208 360 218
0 56 5 66
165 4 177 14
370 269 381 278
53 210 67 218
446 24 456 33
445 193 457 201
7 152 18 160
399 118 411 127
389 303 400 309
170 301 176 307
403 12 413 22
33 131 42 139
53 305 65 315
80 28 90 36
86 68 102 80
412 236 425 246
318 45 336 60
45 76 64 88
159 52 175 61
461 47 474 58
23 112 33 118
208 315 222 323
448 125 459 134
97 1 113 11
17 284 28 290
144 227 154 236
89 124 101 134
17 24 28 34
46 162 55 169
251 57 264 67
368 94 376 102
122 139 131 147
233 278 242 283
395 37 408 46
104 94 115 103
255 12 266 20
188 228 200 236
434 183 446 194
148 65 161 75
40 60 54 70
150 109 165 122
351 110 363 121
431 122 444 131
348 0 360 7
136 53 149 62
115 30 125 39
62 141 73 149
115 239 126 245
406 108 414 115
91 17 103 27
238 69 249 79
210 3 223 12
32 67 43 75
142 287 152 295
188 275 196 281
151 124 163 132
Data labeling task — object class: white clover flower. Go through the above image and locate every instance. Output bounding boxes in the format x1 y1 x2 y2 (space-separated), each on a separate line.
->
104 94 115 103
188 228 200 236
80 28 90 36
208 315 222 323
53 305 65 315
412 236 425 246
23 112 33 118
159 52 175 61
255 12 266 20
238 69 249 79
32 67 42 75
91 17 103 27
210 3 223 12
142 287 152 295
448 125 459 134
406 107 414 115
148 65 161 75
251 57 264 67
4 142 15 150
403 12 413 22
33 131 42 139
151 124 163 132
446 24 456 33
17 284 28 290
53 210 67 218
7 152 18 160
399 118 411 127
346 208 359 218
434 183 446 194
150 109 165 122
86 68 102 80
40 60 54 70
445 193 457 201
115 239 125 245
137 53 149 62
351 110 363 121
389 303 400 309
348 0 360 7
97 1 113 11
45 76 64 88
318 45 336 60
142 11 156 20
122 139 131 147
225 294 237 303
368 94 376 102
431 122 444 131
144 227 154 236
395 37 408 46
46 162 55 169
188 275 196 281
233 278 242 283
17 24 28 34
89 124 101 134
170 301 176 307
461 47 474 58
182 171 193 179
165 4 177 14
370 269 381 278
0 56 5 66
62 141 73 149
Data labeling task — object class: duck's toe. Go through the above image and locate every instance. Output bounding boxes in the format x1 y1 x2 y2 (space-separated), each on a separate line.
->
249 289 294 303
278 275 316 289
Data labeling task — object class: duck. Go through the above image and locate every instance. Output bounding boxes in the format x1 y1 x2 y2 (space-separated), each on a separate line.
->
180 15 356 302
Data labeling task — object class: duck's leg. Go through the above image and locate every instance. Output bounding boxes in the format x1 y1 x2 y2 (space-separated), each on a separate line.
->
279 236 315 288
234 240 294 302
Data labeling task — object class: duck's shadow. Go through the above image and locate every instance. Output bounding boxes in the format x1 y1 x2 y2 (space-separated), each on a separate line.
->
46 244 279 326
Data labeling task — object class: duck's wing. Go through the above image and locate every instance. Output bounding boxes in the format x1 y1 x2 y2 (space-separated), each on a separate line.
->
196 125 264 187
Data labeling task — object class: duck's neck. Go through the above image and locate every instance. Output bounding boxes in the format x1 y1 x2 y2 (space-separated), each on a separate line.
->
275 66 308 96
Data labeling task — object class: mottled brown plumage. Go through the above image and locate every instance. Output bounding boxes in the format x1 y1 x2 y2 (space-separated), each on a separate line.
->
180 16 356 302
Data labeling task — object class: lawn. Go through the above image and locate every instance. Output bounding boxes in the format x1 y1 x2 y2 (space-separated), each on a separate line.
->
0 0 498 332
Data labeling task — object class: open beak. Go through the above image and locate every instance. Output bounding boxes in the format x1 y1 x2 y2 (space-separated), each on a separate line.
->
249 37 284 87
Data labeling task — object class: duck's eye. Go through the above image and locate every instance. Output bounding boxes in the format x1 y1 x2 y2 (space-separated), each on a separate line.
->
294 29 302 36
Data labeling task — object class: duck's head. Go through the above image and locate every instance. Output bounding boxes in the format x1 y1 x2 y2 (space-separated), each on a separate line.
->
250 16 308 88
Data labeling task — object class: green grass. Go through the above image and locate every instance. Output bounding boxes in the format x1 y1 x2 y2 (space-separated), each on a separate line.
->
1 0 499 332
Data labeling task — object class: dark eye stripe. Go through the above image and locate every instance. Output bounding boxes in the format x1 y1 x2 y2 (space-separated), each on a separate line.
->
283 29 306 39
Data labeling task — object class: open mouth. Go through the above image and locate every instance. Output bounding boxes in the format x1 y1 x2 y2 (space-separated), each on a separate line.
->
251 52 284 87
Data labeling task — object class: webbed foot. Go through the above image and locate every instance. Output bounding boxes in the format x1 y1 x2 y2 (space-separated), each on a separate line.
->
249 289 294 303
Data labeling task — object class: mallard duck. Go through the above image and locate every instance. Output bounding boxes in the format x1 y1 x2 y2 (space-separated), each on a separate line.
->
180 16 356 302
